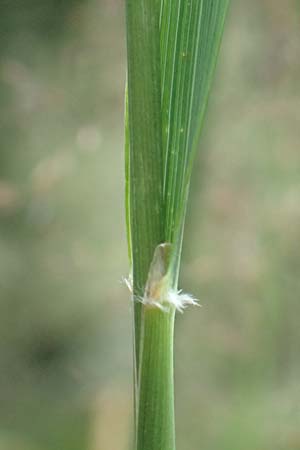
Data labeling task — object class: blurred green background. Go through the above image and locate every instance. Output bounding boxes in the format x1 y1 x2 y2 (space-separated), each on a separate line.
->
1 1 300 449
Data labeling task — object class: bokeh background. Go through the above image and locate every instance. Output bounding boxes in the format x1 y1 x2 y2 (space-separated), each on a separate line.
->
1 1 300 449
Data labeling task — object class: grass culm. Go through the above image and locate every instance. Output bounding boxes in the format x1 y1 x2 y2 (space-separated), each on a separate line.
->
125 1 230 449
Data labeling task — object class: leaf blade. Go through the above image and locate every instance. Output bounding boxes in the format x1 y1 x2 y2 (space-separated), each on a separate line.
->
160 0 230 279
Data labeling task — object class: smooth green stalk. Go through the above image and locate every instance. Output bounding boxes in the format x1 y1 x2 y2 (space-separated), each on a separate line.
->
125 2 170 446
125 2 230 450
137 307 175 450
125 0 164 375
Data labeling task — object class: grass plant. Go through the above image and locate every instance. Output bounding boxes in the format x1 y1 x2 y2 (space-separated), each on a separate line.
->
125 1 230 449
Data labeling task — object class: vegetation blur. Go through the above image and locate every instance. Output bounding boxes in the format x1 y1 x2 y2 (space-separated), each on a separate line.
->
0 1 299 449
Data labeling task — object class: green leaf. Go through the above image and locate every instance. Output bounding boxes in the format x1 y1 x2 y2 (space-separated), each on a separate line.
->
125 1 230 450
160 0 230 281
126 0 165 296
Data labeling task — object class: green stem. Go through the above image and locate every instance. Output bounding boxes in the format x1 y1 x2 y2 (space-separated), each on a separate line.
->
137 307 176 450
125 1 230 449
125 0 164 375
125 0 168 445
